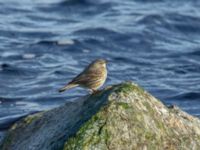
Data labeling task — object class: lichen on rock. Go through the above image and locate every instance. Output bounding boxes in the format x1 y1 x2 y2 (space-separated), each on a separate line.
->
1 82 200 150
64 82 200 150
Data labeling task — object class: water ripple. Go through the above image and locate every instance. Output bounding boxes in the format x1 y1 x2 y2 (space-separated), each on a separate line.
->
0 0 200 130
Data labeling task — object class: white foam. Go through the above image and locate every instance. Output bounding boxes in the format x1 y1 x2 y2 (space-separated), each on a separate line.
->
57 39 75 45
22 53 36 59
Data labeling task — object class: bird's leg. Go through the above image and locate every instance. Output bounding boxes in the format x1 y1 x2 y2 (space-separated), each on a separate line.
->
88 89 93 94
89 89 97 94
92 89 102 94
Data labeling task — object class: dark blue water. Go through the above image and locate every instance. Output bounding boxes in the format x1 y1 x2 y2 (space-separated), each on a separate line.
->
0 0 200 133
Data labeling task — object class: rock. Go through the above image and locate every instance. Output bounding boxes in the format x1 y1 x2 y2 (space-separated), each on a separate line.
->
1 82 200 150
0 132 5 144
0 86 111 150
64 82 200 150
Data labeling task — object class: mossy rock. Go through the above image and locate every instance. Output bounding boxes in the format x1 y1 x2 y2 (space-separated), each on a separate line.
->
1 82 200 150
63 82 200 150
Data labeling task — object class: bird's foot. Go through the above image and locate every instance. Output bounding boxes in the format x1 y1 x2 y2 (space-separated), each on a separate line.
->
89 89 101 95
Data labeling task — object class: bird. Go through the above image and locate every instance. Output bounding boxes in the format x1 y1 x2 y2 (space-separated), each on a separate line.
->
58 59 107 93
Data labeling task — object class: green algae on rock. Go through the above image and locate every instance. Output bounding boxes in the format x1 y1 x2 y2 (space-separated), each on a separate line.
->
0 85 112 150
1 82 200 150
64 82 200 150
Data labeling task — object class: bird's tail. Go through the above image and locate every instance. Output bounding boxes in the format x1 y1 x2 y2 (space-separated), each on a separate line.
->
58 84 78 93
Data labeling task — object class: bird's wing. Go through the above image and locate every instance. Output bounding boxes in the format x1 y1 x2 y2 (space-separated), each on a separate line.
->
69 69 100 85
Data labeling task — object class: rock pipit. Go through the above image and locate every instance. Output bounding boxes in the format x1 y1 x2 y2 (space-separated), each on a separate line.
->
59 59 107 93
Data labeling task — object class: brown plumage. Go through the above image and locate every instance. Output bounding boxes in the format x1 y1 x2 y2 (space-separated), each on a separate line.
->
58 59 107 93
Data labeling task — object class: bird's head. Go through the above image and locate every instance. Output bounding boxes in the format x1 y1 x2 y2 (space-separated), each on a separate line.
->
90 59 107 69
